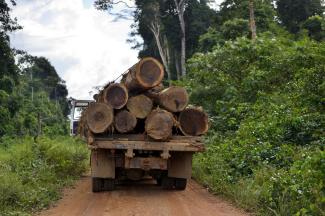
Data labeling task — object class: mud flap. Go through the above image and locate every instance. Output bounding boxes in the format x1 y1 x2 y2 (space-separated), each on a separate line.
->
167 152 193 179
91 149 115 178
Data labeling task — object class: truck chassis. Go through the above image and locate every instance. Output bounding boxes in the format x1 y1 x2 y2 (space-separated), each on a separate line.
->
88 134 204 192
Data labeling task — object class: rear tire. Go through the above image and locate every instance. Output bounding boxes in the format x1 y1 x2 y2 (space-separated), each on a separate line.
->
162 177 174 190
103 178 115 191
92 178 103 192
156 177 162 186
175 178 187 190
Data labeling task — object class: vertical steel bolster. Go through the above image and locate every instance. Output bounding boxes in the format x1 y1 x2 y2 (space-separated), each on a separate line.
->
168 152 193 179
91 149 115 178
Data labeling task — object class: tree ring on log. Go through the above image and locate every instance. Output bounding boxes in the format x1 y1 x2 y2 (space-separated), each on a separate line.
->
136 57 164 88
158 86 189 112
127 94 153 119
86 103 113 134
145 109 174 140
179 108 208 136
103 83 128 109
114 110 137 133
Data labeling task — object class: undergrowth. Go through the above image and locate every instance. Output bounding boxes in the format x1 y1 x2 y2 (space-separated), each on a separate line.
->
0 136 88 216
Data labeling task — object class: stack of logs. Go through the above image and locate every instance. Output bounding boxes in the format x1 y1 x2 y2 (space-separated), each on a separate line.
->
79 57 208 140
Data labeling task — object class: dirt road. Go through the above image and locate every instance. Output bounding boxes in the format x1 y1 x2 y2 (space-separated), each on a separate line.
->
40 176 248 216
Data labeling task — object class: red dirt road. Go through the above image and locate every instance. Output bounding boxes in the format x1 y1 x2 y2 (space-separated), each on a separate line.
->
40 176 248 216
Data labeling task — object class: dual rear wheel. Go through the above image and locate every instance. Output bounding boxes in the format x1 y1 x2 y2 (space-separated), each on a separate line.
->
92 178 115 192
160 177 187 190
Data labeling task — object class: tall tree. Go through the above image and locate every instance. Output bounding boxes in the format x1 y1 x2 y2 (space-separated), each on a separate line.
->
173 0 186 76
276 0 324 33
140 1 172 83
0 0 21 85
249 0 257 40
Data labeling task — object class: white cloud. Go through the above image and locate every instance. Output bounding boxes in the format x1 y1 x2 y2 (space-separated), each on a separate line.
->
10 0 139 99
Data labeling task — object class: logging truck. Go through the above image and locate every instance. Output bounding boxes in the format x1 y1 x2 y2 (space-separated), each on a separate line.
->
79 57 208 192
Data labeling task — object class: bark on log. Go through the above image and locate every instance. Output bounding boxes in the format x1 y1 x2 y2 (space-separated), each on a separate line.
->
86 103 113 134
93 94 99 101
78 108 88 137
178 107 208 136
122 57 164 92
103 83 128 109
114 110 137 133
147 86 189 112
126 94 153 119
145 109 174 140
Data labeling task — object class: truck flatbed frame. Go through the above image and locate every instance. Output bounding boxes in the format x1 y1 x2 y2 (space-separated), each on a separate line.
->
88 135 205 153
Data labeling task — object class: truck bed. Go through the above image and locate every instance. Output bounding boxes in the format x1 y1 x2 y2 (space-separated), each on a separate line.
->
88 134 205 152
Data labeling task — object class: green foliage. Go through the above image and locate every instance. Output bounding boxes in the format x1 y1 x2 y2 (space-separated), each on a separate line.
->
276 0 324 33
221 18 250 40
219 0 276 32
184 35 325 215
0 136 88 215
302 15 325 41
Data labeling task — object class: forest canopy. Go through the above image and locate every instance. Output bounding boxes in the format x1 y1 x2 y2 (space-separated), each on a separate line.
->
0 0 69 137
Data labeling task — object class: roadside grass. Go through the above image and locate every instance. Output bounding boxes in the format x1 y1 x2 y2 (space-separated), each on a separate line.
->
193 143 325 216
0 136 89 216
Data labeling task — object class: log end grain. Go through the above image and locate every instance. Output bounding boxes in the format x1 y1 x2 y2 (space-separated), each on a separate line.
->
86 103 113 134
145 109 174 140
104 83 128 109
114 110 137 133
136 57 164 88
159 86 189 112
179 108 208 136
127 94 153 119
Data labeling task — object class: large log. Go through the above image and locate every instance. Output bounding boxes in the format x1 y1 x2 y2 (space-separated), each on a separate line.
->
103 83 128 109
126 94 153 119
147 86 189 112
122 57 164 92
145 109 174 140
86 103 113 134
178 107 208 136
114 110 137 133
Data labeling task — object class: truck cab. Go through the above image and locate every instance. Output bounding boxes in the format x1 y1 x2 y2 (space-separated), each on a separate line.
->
70 99 93 136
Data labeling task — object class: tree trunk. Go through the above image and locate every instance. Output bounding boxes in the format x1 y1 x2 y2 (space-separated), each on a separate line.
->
103 83 128 109
178 107 208 136
175 52 181 80
114 110 137 133
121 57 164 92
126 94 153 119
145 108 174 140
86 102 114 134
146 86 189 112
150 23 171 84
173 0 186 76
249 0 257 41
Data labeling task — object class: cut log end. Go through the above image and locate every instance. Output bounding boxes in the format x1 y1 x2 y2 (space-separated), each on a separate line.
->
158 86 189 112
127 94 153 119
114 110 137 133
145 109 174 140
86 103 113 134
136 57 164 88
104 83 128 109
179 108 208 136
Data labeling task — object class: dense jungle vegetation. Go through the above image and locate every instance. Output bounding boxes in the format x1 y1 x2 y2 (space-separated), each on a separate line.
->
96 0 325 215
0 1 88 215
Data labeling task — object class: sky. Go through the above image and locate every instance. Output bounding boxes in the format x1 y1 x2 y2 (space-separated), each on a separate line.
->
9 0 223 100
10 0 138 100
